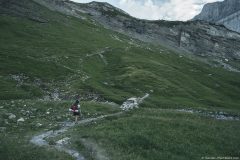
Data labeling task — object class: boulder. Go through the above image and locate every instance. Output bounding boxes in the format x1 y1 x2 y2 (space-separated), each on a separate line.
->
0 127 6 132
17 117 25 123
8 113 16 120
36 123 43 127
4 119 9 125
56 137 70 145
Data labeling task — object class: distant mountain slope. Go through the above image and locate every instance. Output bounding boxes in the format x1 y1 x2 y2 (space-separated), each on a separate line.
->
0 1 240 159
0 0 240 109
193 0 240 33
30 0 240 72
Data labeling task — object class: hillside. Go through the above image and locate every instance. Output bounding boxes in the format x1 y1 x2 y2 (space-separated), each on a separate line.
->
0 0 240 160
31 0 240 73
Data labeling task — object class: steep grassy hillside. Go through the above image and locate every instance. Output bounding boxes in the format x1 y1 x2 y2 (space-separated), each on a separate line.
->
0 1 240 160
1 11 240 108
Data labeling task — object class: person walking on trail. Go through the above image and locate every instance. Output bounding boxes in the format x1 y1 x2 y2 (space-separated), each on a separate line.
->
69 99 81 123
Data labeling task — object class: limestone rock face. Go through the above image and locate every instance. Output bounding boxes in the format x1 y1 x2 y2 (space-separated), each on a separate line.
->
2 0 240 70
193 0 240 33
28 0 240 61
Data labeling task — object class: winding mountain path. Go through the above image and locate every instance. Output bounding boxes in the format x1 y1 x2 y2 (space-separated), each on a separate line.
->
30 112 123 160
30 94 149 160
30 93 239 160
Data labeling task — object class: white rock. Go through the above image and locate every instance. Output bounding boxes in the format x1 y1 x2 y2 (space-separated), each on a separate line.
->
8 114 16 119
103 82 108 85
32 108 37 112
0 106 4 109
73 153 79 157
17 117 25 123
36 123 43 127
46 112 50 115
120 97 138 110
4 119 9 125
56 137 70 145
0 127 6 132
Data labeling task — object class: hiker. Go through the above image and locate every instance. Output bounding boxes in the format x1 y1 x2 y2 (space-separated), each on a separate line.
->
69 99 81 123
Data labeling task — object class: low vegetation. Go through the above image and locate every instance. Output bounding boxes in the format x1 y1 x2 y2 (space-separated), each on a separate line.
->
0 1 239 159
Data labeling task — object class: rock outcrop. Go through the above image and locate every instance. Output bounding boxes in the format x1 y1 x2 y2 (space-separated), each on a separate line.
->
30 0 240 61
1 0 240 70
193 0 240 33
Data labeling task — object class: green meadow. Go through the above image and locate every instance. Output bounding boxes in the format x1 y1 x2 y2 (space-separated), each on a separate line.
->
0 1 239 159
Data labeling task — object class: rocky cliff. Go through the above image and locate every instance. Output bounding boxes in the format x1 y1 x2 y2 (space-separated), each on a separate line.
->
2 0 240 71
32 0 240 61
193 0 240 33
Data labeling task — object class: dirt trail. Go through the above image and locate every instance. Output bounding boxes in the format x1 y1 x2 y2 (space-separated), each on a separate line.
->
85 48 110 65
175 109 240 121
30 94 238 160
30 94 149 160
30 112 122 160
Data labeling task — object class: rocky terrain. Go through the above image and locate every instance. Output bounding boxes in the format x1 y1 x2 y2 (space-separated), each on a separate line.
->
2 0 240 68
1 0 240 160
193 0 240 33
29 0 240 72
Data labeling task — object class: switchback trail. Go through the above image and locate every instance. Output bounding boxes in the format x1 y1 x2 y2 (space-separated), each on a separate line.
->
30 112 123 160
30 93 149 160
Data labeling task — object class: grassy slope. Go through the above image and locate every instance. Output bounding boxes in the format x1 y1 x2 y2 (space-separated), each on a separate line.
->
1 12 240 108
0 99 120 160
71 108 240 160
0 1 240 159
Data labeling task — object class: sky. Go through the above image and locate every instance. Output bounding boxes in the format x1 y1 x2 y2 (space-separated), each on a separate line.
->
72 0 223 21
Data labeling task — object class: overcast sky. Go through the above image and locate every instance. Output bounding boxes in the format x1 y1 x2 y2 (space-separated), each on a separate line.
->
71 0 223 21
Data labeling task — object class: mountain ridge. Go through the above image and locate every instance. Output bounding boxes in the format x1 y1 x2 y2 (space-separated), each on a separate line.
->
1 0 240 72
28 0 240 72
193 0 240 33
1 1 240 159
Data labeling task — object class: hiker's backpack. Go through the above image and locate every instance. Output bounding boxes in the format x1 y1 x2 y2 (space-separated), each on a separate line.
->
71 105 77 111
